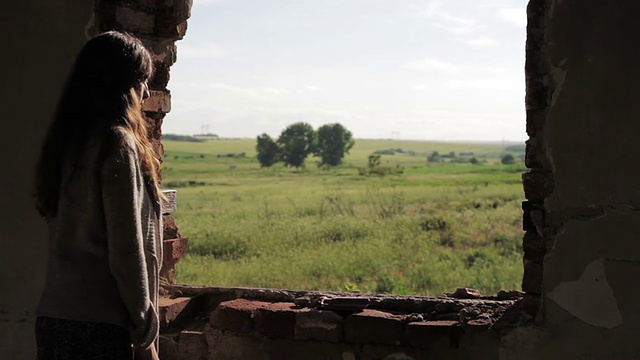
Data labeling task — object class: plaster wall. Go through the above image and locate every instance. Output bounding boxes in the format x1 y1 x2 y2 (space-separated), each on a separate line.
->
0 2 94 359
503 0 640 358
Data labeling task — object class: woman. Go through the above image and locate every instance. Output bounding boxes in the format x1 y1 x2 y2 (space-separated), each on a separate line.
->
34 31 163 360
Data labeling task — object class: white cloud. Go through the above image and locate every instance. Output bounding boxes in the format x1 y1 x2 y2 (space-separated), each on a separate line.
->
208 83 289 96
499 8 527 28
410 3 476 34
423 1 442 16
445 78 513 90
407 58 461 73
179 43 227 59
435 24 474 35
465 36 500 48
305 85 322 91
439 13 475 27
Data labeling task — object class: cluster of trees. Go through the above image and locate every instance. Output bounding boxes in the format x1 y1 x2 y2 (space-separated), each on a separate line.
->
163 133 205 143
256 122 355 168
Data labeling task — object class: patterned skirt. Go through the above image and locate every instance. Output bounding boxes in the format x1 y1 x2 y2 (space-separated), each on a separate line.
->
36 316 133 360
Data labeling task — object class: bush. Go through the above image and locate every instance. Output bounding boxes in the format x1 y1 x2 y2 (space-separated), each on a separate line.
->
501 154 515 165
358 155 404 177
427 151 441 163
420 216 449 231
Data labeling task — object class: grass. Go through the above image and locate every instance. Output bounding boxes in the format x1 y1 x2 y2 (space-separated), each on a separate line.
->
162 138 525 296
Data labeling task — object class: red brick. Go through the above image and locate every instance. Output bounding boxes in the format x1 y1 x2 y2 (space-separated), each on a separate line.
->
161 237 189 281
525 75 549 111
141 39 177 67
155 15 189 40
345 309 408 346
136 0 192 23
144 112 164 140
142 90 171 113
150 63 170 89
209 299 273 334
405 321 461 349
522 293 541 318
361 344 427 360
115 6 155 35
254 302 307 339
172 0 193 23
525 41 550 77
522 231 545 262
158 296 191 327
139 0 173 8
522 170 553 201
158 333 180 360
205 326 262 360
160 238 184 284
210 299 255 334
261 339 356 360
522 258 543 295
524 137 550 171
458 327 501 360
162 214 181 240
295 309 343 342
178 330 207 360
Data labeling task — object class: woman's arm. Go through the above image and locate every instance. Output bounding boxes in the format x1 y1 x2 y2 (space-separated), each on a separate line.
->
101 132 158 349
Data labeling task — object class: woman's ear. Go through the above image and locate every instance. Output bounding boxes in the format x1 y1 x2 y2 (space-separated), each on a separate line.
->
141 81 150 103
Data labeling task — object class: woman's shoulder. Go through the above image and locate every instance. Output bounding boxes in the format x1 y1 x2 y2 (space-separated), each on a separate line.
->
106 125 137 155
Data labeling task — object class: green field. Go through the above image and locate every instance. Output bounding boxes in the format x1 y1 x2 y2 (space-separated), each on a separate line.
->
162 138 526 296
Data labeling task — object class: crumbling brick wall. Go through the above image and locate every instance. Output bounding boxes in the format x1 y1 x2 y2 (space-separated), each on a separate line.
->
157 286 522 360
520 0 553 321
94 0 192 284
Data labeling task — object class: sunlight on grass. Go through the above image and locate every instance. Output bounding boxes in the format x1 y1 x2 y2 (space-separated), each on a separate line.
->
164 138 524 296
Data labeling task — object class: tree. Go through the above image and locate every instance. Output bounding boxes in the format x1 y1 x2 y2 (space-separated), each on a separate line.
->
256 133 280 167
277 122 316 168
314 123 355 166
501 154 515 165
427 151 440 163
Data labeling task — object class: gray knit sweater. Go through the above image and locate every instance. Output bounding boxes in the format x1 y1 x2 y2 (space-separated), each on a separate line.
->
37 127 162 349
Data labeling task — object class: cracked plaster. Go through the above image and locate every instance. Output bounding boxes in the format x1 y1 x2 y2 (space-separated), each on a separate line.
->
547 259 623 329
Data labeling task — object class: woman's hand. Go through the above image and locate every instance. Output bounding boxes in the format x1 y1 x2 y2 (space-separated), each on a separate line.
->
134 344 160 360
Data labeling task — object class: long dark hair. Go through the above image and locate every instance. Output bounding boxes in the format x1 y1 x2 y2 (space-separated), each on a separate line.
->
35 31 161 221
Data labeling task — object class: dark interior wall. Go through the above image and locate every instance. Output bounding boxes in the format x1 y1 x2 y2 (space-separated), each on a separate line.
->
543 0 640 354
0 1 94 358
503 0 640 358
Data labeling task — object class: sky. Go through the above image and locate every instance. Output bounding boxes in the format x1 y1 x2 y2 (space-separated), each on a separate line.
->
163 0 528 141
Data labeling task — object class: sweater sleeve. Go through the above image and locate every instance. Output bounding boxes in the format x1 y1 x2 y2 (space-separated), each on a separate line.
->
101 134 159 349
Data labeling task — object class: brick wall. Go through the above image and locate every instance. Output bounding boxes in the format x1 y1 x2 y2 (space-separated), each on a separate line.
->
158 286 524 360
520 0 553 320
94 0 192 284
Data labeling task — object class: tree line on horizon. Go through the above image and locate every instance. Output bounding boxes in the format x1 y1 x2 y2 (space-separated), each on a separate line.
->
256 122 355 168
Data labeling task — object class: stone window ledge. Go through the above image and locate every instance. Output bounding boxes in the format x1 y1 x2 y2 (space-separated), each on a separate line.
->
158 284 531 360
